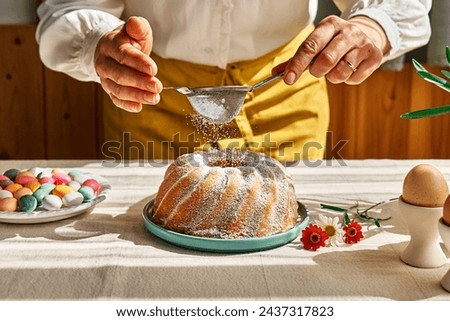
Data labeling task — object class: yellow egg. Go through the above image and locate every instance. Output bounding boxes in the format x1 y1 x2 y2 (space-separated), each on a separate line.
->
402 164 449 207
444 194 450 226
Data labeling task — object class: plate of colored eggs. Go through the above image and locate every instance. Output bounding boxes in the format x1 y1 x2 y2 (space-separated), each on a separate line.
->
0 168 111 224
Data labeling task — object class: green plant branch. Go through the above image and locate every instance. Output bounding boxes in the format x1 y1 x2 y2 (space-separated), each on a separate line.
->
320 199 394 227
401 46 450 119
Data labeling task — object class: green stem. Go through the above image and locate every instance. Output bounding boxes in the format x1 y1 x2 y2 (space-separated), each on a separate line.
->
320 203 348 212
320 198 396 227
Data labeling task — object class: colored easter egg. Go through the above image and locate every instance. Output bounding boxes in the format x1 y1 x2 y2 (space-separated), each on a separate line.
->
15 171 35 179
33 183 56 205
39 176 54 184
62 192 84 207
5 183 23 193
78 185 95 202
15 175 38 185
18 195 38 212
13 187 33 200
52 185 73 198
42 195 63 211
24 180 41 192
29 167 45 176
3 168 20 181
83 179 101 193
68 180 81 191
68 170 83 179
0 180 13 189
52 172 72 185
37 170 52 179
0 197 18 211
40 183 56 193
0 190 13 199
73 174 90 184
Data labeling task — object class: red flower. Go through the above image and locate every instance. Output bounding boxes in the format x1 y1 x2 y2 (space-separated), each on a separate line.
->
301 224 329 251
343 221 364 244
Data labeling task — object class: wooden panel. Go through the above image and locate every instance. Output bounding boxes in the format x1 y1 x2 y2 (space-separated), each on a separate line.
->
0 24 46 159
327 63 450 159
43 69 103 159
406 64 450 158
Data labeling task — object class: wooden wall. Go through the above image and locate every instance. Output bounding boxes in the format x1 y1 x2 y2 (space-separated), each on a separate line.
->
0 24 103 160
326 64 450 159
0 24 449 160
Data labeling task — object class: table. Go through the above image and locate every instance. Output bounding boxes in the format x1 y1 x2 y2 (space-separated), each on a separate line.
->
1 159 450 300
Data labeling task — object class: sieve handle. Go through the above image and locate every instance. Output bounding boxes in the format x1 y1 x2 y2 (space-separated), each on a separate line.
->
163 86 192 95
250 71 285 91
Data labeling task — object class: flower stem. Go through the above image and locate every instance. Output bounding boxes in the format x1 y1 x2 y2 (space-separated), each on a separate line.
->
320 198 396 227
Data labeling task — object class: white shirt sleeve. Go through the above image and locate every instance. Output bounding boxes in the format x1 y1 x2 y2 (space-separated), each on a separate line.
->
36 1 125 82
36 0 432 83
334 0 432 61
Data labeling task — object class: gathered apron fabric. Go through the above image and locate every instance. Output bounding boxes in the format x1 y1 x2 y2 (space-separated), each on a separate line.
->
102 24 329 162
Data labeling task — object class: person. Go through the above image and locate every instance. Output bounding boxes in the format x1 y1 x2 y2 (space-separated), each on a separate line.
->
36 0 432 162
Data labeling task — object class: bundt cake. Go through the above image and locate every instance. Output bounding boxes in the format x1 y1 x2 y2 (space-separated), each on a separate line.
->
152 149 298 238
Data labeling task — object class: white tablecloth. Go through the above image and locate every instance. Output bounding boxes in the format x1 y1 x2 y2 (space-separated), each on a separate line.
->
1 159 449 300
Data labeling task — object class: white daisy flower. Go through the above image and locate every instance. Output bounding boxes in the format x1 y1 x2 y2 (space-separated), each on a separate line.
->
315 214 344 247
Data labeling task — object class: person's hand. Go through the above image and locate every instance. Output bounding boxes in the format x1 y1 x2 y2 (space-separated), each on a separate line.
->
273 15 391 85
94 16 162 112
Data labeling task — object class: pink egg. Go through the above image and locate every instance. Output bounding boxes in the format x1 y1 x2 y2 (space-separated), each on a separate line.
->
52 172 72 185
39 176 55 184
15 175 38 185
0 175 9 181
82 179 101 193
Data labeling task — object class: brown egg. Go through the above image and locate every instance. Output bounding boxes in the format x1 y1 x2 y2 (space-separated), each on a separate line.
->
13 187 33 200
402 164 449 207
444 194 450 226
0 197 18 212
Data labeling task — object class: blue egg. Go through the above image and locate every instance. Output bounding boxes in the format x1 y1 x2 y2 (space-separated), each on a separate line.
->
19 195 38 212
78 185 95 202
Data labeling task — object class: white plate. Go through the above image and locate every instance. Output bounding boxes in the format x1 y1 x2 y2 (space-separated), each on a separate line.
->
0 171 111 224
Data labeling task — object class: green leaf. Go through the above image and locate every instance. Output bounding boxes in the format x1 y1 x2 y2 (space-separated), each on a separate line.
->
344 212 351 225
442 70 450 79
374 218 380 228
446 46 450 65
401 104 450 119
320 203 348 212
412 58 427 72
417 71 450 92
417 70 447 85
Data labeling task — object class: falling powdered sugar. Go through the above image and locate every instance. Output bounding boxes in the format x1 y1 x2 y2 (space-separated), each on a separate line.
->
189 113 240 149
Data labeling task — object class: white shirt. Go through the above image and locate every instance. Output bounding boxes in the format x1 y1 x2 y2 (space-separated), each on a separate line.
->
36 0 432 82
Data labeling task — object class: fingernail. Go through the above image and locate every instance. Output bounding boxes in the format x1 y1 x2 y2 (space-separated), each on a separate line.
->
285 71 297 85
132 105 142 113
144 93 160 104
144 93 154 103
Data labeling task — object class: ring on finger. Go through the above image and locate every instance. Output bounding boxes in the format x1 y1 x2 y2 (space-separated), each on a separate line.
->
344 59 358 73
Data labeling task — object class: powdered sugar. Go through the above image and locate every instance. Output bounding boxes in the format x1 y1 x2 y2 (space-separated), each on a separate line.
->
187 89 247 124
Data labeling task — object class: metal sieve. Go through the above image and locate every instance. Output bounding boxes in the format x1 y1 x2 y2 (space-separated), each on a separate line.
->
164 72 284 124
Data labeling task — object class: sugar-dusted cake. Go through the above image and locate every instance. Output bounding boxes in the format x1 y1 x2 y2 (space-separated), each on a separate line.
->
152 149 298 238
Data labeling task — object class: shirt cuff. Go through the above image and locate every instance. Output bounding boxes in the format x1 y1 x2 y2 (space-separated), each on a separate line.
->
81 20 125 83
347 8 401 59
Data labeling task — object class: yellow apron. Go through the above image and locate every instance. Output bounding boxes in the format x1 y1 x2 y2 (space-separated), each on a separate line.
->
102 24 329 162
